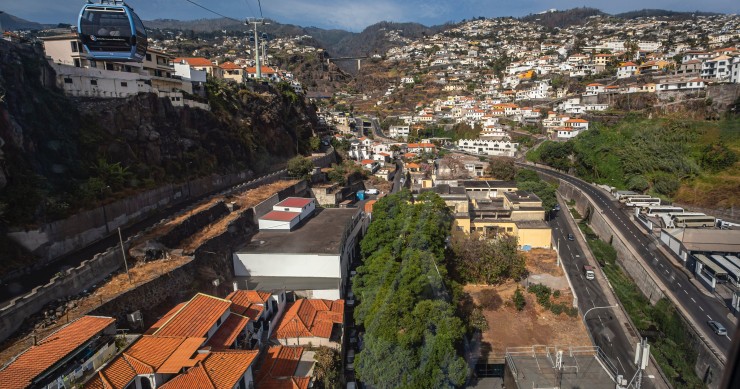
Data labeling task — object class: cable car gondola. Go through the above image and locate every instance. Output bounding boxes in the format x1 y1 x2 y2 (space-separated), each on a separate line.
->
77 1 147 62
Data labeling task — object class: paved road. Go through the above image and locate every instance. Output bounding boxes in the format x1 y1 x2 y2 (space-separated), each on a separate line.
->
525 164 735 357
549 208 646 385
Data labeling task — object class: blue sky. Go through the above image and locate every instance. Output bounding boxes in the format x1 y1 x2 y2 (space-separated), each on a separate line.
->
2 0 738 30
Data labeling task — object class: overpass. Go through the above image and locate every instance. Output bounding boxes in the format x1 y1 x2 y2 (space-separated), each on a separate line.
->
327 56 369 70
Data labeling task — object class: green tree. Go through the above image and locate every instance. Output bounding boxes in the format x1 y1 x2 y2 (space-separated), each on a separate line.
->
486 157 518 180
309 136 321 151
286 156 314 180
513 288 526 311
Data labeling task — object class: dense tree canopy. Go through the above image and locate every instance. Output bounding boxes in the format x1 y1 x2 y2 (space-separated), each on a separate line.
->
353 190 468 388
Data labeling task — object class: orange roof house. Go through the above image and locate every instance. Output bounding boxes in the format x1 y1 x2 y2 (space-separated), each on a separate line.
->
254 346 312 389
174 57 215 67
153 293 232 338
272 299 344 348
0 316 115 389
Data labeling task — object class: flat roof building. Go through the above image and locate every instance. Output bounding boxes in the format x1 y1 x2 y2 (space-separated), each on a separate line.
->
234 207 366 299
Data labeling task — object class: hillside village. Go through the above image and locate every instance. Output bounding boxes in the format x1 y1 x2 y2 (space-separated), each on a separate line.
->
0 7 740 389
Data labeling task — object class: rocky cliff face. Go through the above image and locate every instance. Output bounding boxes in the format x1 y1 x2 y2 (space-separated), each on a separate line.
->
0 39 318 229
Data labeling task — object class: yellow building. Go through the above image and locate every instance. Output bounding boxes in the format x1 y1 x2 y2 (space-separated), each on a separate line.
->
426 181 552 249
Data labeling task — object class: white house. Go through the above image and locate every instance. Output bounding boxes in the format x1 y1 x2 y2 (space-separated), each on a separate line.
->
617 62 638 79
389 125 411 139
258 197 316 231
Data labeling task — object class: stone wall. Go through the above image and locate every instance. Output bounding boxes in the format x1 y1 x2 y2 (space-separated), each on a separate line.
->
158 201 229 249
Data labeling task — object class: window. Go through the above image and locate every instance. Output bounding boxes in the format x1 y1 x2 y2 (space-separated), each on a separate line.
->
90 79 98 86
90 60 97 68
145 53 152 61
120 82 128 87
216 317 222 326
73 58 81 67
71 41 79 52
64 78 73 84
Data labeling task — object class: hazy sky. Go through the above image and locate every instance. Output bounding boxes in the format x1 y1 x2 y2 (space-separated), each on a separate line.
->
2 0 738 30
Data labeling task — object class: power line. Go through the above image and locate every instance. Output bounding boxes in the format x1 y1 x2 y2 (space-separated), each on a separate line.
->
257 0 263 18
243 0 255 18
181 0 242 23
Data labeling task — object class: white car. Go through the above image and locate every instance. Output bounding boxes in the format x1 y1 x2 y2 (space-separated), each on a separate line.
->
365 189 379 195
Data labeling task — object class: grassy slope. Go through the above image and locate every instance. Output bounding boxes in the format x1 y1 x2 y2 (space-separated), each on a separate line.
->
531 116 739 208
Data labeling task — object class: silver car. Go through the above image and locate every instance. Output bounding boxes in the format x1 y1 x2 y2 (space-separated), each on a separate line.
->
708 320 727 336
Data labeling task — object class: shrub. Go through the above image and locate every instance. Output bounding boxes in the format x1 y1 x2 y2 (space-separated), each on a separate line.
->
553 290 561 299
550 303 564 315
470 307 489 332
527 283 552 306
566 307 579 317
513 288 526 311
478 289 503 310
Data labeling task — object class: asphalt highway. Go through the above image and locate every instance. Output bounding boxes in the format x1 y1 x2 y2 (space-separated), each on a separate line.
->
549 207 647 385
526 164 735 358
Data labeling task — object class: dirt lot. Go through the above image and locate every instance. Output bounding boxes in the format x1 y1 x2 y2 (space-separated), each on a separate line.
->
464 249 590 359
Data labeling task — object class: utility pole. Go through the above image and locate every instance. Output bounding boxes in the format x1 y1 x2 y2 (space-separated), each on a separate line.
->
118 227 132 284
246 18 267 79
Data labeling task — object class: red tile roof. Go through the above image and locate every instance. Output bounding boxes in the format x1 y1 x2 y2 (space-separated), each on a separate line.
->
261 210 300 222
154 293 231 338
206 314 249 350
245 66 277 74
203 350 259 389
85 336 208 389
0 315 115 389
220 61 242 70
255 346 311 389
226 290 271 319
146 302 186 335
273 299 343 340
159 364 216 389
174 57 215 67
276 197 314 208
361 159 376 165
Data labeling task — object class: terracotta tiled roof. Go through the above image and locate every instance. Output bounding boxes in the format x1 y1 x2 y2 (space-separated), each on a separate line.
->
220 61 242 70
273 299 343 340
245 66 277 74
206 314 249 350
175 57 215 67
154 293 231 337
565 118 588 123
146 302 186 335
255 346 311 389
159 364 216 389
0 315 115 389
226 290 271 317
85 335 207 389
203 350 259 389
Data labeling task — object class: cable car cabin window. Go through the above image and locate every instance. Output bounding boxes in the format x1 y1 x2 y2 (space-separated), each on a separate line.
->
80 9 132 38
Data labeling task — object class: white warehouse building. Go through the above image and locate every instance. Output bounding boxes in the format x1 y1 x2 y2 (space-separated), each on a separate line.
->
457 139 518 157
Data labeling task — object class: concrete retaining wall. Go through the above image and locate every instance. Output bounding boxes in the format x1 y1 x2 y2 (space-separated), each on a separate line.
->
158 201 229 249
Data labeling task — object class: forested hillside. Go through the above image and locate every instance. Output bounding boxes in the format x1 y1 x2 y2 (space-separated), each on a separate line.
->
528 115 740 208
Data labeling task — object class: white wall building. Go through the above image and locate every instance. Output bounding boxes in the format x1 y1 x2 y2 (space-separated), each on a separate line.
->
389 125 411 139
457 139 518 157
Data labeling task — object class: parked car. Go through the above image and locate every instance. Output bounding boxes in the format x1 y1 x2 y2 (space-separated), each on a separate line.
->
347 291 355 307
365 188 379 195
346 349 355 371
708 320 727 336
567 233 575 241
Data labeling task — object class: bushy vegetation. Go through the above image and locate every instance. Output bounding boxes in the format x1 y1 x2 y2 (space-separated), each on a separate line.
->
286 156 315 180
353 191 468 388
528 116 740 205
313 347 341 389
512 288 526 311
583 225 704 387
450 235 527 284
526 283 577 317
515 168 558 211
